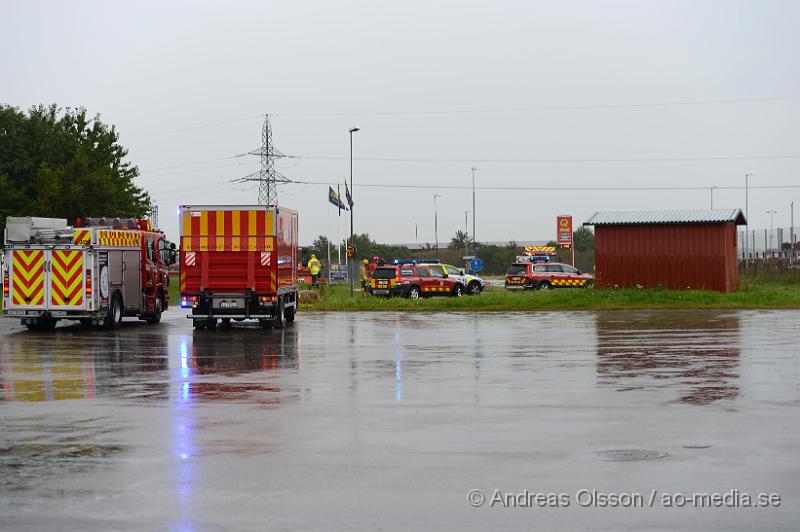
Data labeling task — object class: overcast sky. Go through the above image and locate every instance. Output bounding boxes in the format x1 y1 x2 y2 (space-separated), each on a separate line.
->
3 0 799 246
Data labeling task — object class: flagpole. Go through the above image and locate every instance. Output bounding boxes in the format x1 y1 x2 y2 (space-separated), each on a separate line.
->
327 198 331 283
337 184 342 271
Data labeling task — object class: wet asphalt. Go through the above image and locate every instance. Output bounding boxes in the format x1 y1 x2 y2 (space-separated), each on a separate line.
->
1 308 798 531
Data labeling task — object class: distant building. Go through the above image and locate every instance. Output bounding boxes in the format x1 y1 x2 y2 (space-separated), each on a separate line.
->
402 240 549 251
584 209 747 292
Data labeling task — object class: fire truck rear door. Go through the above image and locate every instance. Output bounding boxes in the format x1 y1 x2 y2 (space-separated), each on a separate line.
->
122 250 141 310
48 248 87 310
7 248 47 310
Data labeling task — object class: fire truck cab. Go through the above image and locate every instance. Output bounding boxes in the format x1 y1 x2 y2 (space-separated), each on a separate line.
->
2 216 175 330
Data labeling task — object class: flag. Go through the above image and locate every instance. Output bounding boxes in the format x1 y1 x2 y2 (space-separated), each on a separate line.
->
345 181 354 208
329 186 347 212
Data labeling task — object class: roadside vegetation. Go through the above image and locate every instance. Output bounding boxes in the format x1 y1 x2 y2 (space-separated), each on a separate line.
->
299 275 800 311
0 104 151 229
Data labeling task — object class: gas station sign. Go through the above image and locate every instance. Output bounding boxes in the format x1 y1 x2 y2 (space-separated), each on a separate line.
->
557 215 573 248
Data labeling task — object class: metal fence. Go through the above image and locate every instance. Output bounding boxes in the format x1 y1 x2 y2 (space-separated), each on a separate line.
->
738 226 799 262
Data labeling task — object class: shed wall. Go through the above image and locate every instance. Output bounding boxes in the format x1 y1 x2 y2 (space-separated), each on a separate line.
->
594 222 738 292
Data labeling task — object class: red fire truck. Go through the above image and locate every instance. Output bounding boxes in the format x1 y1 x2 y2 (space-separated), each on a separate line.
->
178 205 299 329
2 216 175 330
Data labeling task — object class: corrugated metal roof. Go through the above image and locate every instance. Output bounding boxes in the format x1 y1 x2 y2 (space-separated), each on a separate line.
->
584 209 746 226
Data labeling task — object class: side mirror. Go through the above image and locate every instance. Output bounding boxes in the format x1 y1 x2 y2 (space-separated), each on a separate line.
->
170 250 177 265
459 270 465 275
442 273 449 279
170 242 176 250
577 270 582 275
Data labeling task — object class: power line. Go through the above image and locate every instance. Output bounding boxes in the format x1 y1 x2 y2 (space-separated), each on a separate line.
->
118 95 800 141
122 114 263 141
136 162 251 181
288 154 800 164
139 155 239 174
289 180 800 192
271 95 800 117
134 151 800 181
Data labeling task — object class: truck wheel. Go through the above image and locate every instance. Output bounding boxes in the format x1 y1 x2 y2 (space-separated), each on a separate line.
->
272 298 286 329
105 294 123 330
146 293 163 324
285 305 296 323
407 286 420 300
467 281 481 295
25 318 55 331
452 284 463 297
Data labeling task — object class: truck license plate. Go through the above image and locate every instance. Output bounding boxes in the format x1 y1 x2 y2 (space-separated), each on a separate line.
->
216 300 242 309
373 289 389 295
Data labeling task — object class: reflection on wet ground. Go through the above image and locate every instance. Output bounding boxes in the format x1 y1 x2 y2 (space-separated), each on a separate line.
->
596 312 741 404
0 309 798 530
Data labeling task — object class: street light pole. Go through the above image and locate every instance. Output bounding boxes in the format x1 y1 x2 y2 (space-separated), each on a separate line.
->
767 210 777 251
349 126 359 297
745 173 754 261
434 194 441 259
464 210 469 268
414 222 419 261
791 201 796 265
471 167 477 257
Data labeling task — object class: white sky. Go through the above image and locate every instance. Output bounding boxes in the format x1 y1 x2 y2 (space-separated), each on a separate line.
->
2 0 799 245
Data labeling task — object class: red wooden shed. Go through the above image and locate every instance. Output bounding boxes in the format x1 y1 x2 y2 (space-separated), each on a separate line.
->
584 209 747 292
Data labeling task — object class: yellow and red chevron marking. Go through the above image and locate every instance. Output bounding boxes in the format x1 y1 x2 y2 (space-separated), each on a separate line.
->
180 270 186 292
97 230 142 247
72 228 92 246
11 250 45 306
550 278 588 287
270 272 277 293
422 286 450 292
50 250 84 307
525 246 556 253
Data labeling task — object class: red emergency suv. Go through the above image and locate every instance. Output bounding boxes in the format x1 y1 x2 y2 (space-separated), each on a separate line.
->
505 262 593 290
370 263 465 299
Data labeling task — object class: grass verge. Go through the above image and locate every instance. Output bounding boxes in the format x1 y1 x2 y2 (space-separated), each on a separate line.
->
299 278 800 312
5 274 798 313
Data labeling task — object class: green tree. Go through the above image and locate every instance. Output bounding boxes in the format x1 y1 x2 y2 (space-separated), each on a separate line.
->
0 104 150 230
573 226 595 252
310 235 330 260
448 229 473 250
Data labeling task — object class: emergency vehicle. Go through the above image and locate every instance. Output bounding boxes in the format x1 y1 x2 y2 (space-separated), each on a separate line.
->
505 261 593 290
418 260 486 295
515 245 559 264
370 263 465 298
2 216 175 330
178 205 299 329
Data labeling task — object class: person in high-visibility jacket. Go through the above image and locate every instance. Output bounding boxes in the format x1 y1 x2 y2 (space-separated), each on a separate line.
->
308 254 322 286
359 259 370 294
